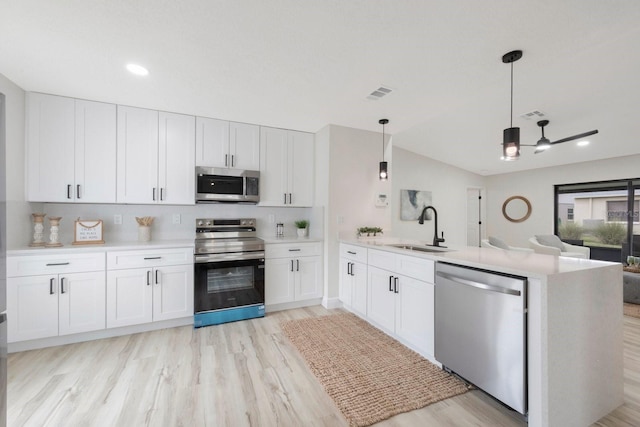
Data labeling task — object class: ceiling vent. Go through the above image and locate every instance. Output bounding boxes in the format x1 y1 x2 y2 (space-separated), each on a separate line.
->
366 86 393 101
519 110 546 120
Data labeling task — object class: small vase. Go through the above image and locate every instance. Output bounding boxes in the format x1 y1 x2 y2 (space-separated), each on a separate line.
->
297 228 307 238
45 216 63 247
30 213 46 247
138 225 151 242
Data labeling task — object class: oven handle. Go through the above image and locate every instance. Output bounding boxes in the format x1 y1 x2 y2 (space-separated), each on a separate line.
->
195 251 266 263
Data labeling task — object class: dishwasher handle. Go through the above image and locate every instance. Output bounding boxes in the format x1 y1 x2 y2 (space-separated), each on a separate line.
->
436 271 521 296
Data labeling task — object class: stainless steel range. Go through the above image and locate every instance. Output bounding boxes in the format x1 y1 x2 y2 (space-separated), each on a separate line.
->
193 218 265 327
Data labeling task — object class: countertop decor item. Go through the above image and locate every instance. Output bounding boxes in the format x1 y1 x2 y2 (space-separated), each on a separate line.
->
295 220 309 237
136 216 155 242
357 226 383 237
45 216 63 247
72 219 105 245
30 213 46 247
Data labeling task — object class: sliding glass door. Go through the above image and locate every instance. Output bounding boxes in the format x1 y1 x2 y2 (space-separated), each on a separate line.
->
555 179 640 262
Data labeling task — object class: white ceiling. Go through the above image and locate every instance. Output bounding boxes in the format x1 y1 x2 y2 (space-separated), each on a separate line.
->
2 1 640 175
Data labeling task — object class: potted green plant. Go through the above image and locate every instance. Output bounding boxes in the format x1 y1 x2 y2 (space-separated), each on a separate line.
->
295 220 309 237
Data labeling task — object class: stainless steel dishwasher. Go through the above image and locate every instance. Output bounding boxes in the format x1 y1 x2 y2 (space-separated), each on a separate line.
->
435 262 527 416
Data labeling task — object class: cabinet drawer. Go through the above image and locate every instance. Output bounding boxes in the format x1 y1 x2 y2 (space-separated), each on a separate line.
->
367 249 397 272
8 252 106 277
397 254 434 283
340 244 367 263
107 247 193 269
266 242 321 259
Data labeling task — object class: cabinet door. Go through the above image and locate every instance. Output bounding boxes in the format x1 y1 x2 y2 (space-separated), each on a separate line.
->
287 130 314 207
264 258 295 305
195 117 229 168
367 266 395 334
152 265 194 321
26 93 75 202
230 122 260 170
158 112 195 204
106 268 153 328
7 275 58 342
295 256 322 300
395 275 434 357
75 99 117 203
351 261 368 316
59 271 106 336
116 106 159 204
259 126 288 206
339 258 352 307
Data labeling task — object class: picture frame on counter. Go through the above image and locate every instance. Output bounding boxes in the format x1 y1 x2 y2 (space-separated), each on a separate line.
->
72 219 105 245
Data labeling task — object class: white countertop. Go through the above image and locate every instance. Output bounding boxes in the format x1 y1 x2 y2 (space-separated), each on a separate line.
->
8 239 195 256
259 236 323 244
342 237 619 279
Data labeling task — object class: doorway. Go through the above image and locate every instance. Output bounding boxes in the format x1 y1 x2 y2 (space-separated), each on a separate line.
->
466 188 485 247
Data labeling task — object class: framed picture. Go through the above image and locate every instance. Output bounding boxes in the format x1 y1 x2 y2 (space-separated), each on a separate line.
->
400 189 432 220
72 219 105 245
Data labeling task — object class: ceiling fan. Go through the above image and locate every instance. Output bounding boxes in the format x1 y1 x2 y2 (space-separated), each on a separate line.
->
524 120 599 154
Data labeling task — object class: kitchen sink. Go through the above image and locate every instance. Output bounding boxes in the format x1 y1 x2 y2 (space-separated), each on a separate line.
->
386 243 448 253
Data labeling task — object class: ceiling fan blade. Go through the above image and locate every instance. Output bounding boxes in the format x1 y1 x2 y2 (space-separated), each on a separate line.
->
550 130 598 145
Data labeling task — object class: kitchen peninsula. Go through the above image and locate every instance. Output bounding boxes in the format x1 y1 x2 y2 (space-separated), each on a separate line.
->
339 239 623 427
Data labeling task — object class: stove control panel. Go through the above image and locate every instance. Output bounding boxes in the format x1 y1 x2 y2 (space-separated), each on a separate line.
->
196 218 256 228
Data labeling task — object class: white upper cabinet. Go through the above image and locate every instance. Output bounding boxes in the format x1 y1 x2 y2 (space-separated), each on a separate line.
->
259 127 314 207
196 117 259 170
26 93 116 203
117 107 195 204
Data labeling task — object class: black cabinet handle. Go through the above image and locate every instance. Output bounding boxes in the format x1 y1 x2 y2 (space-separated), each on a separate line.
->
147 271 151 286
61 277 66 294
288 193 292 204
77 184 81 199
296 259 299 271
67 184 72 199
290 260 294 272
288 249 301 252
347 262 351 276
283 193 287 204
160 188 164 201
394 277 399 294
50 277 55 295
389 276 393 292
46 262 70 266
155 269 159 284
144 256 162 260
152 188 156 201
231 155 235 167
225 154 228 167
347 251 356 255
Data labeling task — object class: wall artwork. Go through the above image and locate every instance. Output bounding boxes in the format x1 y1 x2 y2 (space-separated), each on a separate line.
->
400 189 432 220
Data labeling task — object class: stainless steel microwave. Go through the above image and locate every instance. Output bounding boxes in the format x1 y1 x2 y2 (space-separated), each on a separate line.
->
195 167 260 203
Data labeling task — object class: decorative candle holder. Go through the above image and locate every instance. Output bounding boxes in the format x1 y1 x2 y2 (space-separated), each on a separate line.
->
45 216 63 247
30 213 47 247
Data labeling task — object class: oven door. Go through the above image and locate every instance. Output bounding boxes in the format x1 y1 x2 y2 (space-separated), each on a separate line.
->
194 255 265 313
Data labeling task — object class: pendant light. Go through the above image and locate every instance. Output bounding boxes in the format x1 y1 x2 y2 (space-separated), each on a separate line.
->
379 119 389 180
502 50 523 161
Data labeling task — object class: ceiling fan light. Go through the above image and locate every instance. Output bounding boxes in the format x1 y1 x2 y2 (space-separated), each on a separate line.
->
577 140 590 147
535 137 551 151
502 127 520 161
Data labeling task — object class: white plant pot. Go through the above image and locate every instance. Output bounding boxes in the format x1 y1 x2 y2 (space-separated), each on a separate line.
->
297 228 307 238
138 225 151 242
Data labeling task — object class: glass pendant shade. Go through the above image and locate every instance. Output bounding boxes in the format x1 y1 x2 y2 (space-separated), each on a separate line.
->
503 127 520 161
378 118 389 180
379 161 388 180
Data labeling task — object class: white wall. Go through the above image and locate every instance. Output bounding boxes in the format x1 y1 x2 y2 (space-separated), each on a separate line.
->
0 72 32 249
324 124 392 300
485 154 640 247
391 147 486 246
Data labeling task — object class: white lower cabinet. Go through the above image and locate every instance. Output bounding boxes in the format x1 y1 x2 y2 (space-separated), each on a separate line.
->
339 244 368 316
265 242 323 305
106 248 194 328
7 253 106 343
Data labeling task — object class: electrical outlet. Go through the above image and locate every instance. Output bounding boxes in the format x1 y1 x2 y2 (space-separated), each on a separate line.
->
114 214 122 225
173 214 181 225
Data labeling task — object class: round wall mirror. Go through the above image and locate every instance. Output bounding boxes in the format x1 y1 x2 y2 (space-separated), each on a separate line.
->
502 196 532 223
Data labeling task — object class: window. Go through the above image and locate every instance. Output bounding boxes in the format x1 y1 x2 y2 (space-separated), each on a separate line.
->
567 208 574 221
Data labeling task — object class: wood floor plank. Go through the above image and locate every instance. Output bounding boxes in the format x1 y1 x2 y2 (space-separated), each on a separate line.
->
7 308 640 426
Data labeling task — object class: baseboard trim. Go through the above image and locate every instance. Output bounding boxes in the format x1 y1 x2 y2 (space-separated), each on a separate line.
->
322 296 342 309
265 298 323 313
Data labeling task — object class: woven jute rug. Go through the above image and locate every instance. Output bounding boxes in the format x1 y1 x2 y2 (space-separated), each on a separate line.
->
280 312 469 427
624 303 640 318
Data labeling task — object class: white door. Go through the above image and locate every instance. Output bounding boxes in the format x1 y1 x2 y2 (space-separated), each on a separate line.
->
230 122 260 170
295 256 322 300
116 106 159 204
287 130 314 207
152 265 194 321
395 275 434 357
158 112 195 204
58 271 106 336
264 258 295 305
26 93 75 202
351 261 368 316
259 126 288 206
466 188 483 247
7 275 58 342
106 268 153 328
75 99 117 203
338 258 352 307
367 266 395 334
195 117 229 168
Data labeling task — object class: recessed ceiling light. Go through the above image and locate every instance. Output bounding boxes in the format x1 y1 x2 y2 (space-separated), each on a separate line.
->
577 140 590 147
126 63 149 76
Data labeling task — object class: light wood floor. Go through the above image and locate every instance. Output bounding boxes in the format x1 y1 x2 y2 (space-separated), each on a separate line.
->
7 307 640 426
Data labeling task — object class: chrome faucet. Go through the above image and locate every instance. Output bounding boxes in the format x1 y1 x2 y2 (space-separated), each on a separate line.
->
418 205 445 247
